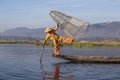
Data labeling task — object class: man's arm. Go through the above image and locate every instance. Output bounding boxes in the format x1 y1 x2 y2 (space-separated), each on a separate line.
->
53 23 59 31
43 34 50 46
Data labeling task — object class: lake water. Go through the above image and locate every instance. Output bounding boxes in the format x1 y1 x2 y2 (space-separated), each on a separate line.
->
0 44 120 80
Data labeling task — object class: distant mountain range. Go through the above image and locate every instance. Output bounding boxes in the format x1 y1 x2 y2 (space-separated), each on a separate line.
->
0 21 120 41
0 27 45 40
84 22 120 41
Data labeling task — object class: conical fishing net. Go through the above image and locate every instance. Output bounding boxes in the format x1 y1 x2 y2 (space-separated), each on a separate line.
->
49 10 89 41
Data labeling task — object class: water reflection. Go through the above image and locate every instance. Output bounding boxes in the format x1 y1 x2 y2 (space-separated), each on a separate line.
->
52 64 60 80
40 62 46 80
40 62 72 80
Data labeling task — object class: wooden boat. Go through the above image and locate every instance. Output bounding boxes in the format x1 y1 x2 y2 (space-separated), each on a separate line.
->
53 55 120 64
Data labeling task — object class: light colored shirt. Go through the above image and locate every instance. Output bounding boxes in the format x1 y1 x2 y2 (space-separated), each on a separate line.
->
44 25 60 46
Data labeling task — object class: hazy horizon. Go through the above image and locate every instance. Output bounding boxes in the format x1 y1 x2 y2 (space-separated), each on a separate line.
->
0 20 120 33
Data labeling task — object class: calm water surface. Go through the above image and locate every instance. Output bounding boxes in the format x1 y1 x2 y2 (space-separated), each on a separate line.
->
0 44 120 80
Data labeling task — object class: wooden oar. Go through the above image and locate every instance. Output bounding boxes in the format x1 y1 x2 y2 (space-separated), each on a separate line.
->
40 45 45 62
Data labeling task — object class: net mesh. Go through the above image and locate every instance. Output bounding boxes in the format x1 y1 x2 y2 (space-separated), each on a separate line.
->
49 11 89 41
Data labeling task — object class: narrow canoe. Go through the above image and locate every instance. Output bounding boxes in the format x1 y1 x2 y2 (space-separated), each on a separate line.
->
53 55 120 64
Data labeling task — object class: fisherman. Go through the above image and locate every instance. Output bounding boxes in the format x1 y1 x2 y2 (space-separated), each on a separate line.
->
43 23 74 56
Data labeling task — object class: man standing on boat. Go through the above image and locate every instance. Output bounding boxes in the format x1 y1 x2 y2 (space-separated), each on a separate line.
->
43 23 74 56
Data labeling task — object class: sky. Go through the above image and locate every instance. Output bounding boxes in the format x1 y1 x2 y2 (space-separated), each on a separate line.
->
0 0 120 32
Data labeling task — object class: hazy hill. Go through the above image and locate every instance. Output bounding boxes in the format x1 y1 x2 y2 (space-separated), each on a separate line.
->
0 22 120 41
0 27 46 40
84 22 120 41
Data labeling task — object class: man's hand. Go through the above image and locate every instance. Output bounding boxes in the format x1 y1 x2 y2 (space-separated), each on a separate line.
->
42 40 46 46
57 23 59 27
